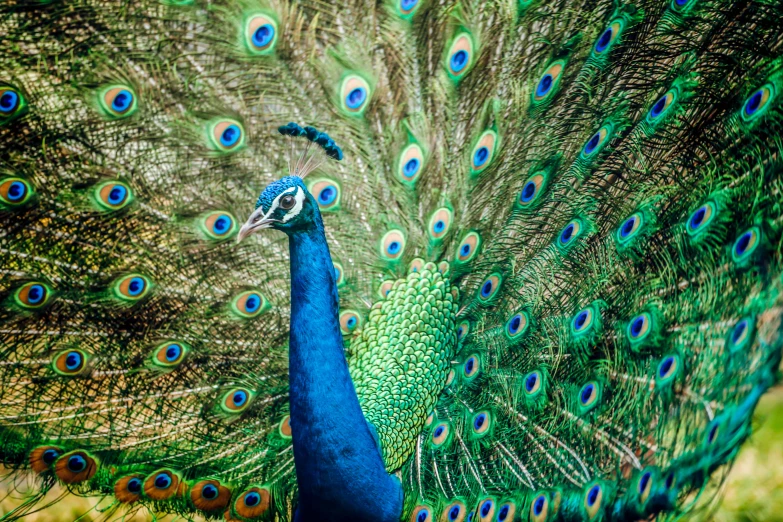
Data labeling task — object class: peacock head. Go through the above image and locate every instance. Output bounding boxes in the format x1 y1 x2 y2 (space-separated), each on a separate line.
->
238 176 319 239
238 123 343 242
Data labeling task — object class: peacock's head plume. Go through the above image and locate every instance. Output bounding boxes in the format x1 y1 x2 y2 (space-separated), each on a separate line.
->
238 123 343 241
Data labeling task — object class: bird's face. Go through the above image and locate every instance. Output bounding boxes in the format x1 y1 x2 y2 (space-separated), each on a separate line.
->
238 176 317 241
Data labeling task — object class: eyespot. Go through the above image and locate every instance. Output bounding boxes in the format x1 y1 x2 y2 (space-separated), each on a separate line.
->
581 124 612 159
0 177 34 206
52 349 89 376
583 484 603 520
578 381 601 411
627 312 651 344
379 280 394 299
279 415 292 438
457 321 470 341
221 387 255 414
505 311 529 340
114 474 145 503
446 33 474 79
558 219 583 247
686 201 716 237
191 479 232 511
496 501 515 522
477 273 502 303
431 421 451 448
340 75 371 115
529 493 548 522
741 83 775 122
234 486 271 518
463 355 480 380
14 282 52 309
409 505 433 522
442 500 467 522
727 317 753 352
143 469 181 500
533 61 565 102
428 208 453 240
98 86 137 118
647 90 677 123
518 173 545 207
398 143 425 184
208 119 245 152
594 20 623 54
113 274 151 301
152 341 189 369
571 307 595 335
471 410 491 437
470 130 498 174
200 211 237 240
230 290 270 318
340 310 362 334
664 471 677 491
455 232 481 263
94 181 133 211
656 355 680 385
732 226 760 263
523 370 543 397
55 451 98 484
333 262 345 287
477 498 495 522
398 0 421 17
0 85 27 122
617 212 643 244
408 258 425 273
380 230 406 261
29 446 62 474
308 179 341 211
244 14 278 54
637 470 654 505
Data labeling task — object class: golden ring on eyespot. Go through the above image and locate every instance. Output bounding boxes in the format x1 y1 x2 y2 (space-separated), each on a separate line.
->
505 311 529 339
627 312 651 341
53 349 88 376
333 262 345 287
457 321 470 340
279 415 292 438
143 469 182 500
15 281 51 308
579 381 600 408
446 33 473 77
581 125 610 158
496 501 516 522
54 450 98 484
0 177 33 205
95 181 132 211
572 307 593 333
29 446 63 474
530 493 549 522
687 201 716 234
463 355 480 379
202 211 236 239
341 75 371 114
428 207 453 240
617 212 643 243
221 388 253 413
408 258 424 273
523 370 542 396
477 273 501 302
398 143 425 182
594 21 622 54
471 130 497 173
380 230 406 260
190 479 232 511
231 290 269 318
455 231 481 262
477 497 496 522
431 421 450 447
339 310 362 334
210 120 245 151
583 484 603 519
534 61 565 101
657 355 679 381
245 14 278 54
379 280 394 299
471 410 491 436
742 83 774 121
439 500 466 522
234 486 271 518
114 274 151 301
101 86 136 117
647 90 677 122
637 470 654 505
409 505 433 522
425 411 434 427
309 179 341 211
153 341 189 368
518 173 545 206
114 474 145 503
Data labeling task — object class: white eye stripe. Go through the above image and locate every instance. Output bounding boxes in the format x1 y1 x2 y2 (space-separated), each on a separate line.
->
281 187 305 222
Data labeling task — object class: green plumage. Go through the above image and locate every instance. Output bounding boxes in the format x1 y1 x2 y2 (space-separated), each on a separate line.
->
1 0 782 520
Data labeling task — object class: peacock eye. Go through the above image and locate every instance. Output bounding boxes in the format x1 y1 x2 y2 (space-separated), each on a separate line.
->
280 195 296 210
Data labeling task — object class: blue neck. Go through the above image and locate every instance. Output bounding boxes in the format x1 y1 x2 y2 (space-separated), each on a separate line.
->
286 210 402 522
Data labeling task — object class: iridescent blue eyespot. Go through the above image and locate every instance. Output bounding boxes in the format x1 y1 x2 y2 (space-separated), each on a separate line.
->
111 90 133 113
43 449 60 465
0 90 19 114
245 491 260 506
399 0 419 15
533 61 565 103
253 25 274 48
656 355 679 385
451 51 469 73
155 472 172 489
594 21 622 55
221 125 241 147
464 355 480 379
65 351 82 371
208 120 245 152
727 317 753 352
245 14 278 54
127 477 142 493
474 147 489 167
99 86 137 118
1 177 33 206
578 381 601 411
67 455 87 473
446 34 474 79
559 219 583 247
686 201 716 237
741 84 774 122
477 274 502 303
346 87 367 109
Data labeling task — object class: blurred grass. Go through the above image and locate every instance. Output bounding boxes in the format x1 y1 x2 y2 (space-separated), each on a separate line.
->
2 387 782 521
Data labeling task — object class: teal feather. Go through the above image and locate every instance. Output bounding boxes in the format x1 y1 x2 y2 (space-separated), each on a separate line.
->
1 0 783 520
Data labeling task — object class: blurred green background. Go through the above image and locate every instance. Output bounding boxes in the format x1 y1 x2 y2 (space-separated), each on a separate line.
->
2 386 782 521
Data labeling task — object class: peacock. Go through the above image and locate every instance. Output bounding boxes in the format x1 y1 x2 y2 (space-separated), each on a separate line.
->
1 0 782 520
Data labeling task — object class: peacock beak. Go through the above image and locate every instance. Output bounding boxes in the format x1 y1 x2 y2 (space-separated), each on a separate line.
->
238 208 275 243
